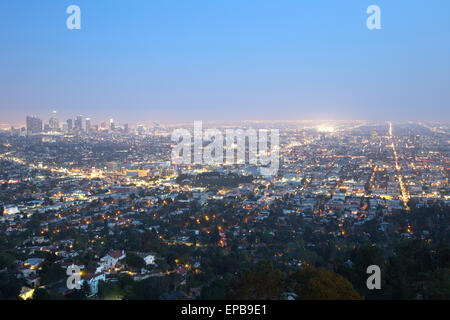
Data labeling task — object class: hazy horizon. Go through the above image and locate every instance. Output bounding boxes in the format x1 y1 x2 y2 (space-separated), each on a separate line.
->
2 118 449 130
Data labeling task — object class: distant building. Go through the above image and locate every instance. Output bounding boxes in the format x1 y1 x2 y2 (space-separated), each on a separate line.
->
85 118 91 133
97 250 126 273
137 253 156 265
26 116 42 134
137 125 145 135
49 110 59 131
10 126 20 136
66 118 73 132
4 205 19 215
75 115 83 132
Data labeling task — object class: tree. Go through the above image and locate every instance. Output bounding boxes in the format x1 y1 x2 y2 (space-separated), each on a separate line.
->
0 270 22 299
65 287 86 300
123 276 171 300
382 239 443 299
293 265 362 300
227 260 283 300
125 252 145 270
201 278 227 300
0 252 16 270
209 229 221 245
98 280 122 300
422 268 450 299
26 212 44 234
39 261 65 285
81 281 91 298
347 244 385 298
33 288 51 300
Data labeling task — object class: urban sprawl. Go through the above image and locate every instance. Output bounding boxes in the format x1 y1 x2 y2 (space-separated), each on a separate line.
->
0 113 449 300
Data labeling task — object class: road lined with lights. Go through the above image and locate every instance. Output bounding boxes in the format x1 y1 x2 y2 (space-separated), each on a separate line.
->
388 122 410 207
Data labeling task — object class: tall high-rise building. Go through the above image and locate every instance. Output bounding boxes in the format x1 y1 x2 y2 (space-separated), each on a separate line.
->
10 126 19 136
124 123 129 134
75 115 83 132
67 119 73 132
109 119 115 132
85 118 91 134
49 110 59 131
137 125 145 136
26 116 43 134
153 121 160 136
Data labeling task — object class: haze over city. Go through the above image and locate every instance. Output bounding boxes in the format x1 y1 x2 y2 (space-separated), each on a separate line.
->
1 0 450 125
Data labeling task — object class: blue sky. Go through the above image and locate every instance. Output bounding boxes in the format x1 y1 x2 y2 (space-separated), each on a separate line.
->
0 0 449 124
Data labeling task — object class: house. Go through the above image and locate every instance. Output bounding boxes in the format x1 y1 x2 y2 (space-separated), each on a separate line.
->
18 265 36 278
138 253 156 265
26 274 40 287
18 257 44 278
19 286 35 300
23 257 44 269
81 272 106 296
98 250 126 272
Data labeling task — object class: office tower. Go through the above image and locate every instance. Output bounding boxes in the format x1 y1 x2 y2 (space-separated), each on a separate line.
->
10 126 19 136
137 125 145 135
49 110 59 131
26 116 43 134
153 121 160 136
109 118 115 132
67 119 73 132
86 118 91 134
75 115 83 132
124 123 129 134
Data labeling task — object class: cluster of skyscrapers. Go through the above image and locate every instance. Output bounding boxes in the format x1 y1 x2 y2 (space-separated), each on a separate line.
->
23 111 124 136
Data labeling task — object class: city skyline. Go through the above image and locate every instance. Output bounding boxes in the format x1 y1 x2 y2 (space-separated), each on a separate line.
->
5 112 449 134
3 111 450 130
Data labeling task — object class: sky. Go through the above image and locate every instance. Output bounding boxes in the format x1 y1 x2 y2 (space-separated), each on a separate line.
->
0 0 449 125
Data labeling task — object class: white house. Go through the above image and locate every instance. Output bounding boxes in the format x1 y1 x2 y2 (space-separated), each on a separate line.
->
82 272 106 295
97 250 126 272
139 253 156 265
